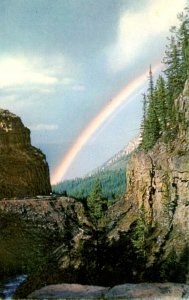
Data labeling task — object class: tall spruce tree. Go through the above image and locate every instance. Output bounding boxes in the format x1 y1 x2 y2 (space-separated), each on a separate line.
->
87 178 107 226
132 204 146 262
177 10 189 82
140 66 160 149
163 36 182 99
155 75 167 134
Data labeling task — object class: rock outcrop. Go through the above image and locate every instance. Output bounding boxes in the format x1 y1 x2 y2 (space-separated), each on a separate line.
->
27 282 189 299
27 284 109 299
0 109 51 198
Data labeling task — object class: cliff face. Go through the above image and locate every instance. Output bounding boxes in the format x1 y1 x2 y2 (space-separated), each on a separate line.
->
0 109 51 198
108 80 189 281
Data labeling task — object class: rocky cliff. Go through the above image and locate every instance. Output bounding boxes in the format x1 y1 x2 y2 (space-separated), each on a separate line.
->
0 109 51 198
108 80 189 282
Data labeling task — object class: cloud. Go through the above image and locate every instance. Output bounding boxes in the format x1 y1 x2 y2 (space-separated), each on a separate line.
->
29 124 59 131
107 0 187 73
0 53 85 100
0 56 59 88
61 77 74 85
72 84 86 92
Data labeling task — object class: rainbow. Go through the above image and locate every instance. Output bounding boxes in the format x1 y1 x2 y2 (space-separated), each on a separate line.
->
51 63 161 184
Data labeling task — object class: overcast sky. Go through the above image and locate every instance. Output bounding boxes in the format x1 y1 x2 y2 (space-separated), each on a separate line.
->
0 0 187 181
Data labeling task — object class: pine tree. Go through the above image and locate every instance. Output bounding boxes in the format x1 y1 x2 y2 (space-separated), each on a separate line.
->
177 10 189 83
140 66 160 149
87 178 107 226
148 65 154 98
163 36 182 99
155 75 167 134
132 205 146 262
140 93 148 132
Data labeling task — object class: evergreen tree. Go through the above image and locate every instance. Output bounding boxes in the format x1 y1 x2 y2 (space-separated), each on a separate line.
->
155 75 167 133
163 36 182 99
140 9 189 149
87 178 107 226
132 205 146 262
140 93 148 132
53 169 126 202
177 10 189 82
140 66 160 149
148 65 154 98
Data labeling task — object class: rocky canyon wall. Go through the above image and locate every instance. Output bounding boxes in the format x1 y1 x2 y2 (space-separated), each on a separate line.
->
108 80 189 282
0 109 51 198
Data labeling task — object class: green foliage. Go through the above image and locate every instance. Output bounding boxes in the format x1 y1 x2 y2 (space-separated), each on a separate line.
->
158 246 189 282
87 179 104 218
140 9 189 150
131 206 146 262
140 67 160 149
155 75 167 133
52 168 126 204
177 10 189 82
87 178 108 228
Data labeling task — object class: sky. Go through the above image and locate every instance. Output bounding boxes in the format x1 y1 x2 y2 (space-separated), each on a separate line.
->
0 0 187 183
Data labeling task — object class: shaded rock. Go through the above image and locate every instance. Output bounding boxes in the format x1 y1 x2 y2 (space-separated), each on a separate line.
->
27 283 189 299
0 197 91 232
106 283 189 299
0 109 51 198
0 197 92 280
27 284 109 299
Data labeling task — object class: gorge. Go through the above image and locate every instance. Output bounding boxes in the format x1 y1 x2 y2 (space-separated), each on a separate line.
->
0 80 188 298
1 2 189 299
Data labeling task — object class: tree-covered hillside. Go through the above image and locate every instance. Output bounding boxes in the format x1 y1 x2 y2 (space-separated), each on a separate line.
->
52 142 136 203
53 168 126 205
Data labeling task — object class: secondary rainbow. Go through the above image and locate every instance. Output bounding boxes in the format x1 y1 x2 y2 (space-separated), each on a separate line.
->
51 64 161 184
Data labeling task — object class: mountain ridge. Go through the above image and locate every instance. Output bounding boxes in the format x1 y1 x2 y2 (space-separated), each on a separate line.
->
88 134 141 175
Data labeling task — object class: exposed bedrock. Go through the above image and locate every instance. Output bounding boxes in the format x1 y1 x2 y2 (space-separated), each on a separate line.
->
0 109 51 198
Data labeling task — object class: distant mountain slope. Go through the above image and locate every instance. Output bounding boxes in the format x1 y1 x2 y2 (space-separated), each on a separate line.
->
89 135 140 174
53 135 140 201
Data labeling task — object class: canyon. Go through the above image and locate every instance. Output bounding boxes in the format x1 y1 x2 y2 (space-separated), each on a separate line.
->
0 81 189 298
